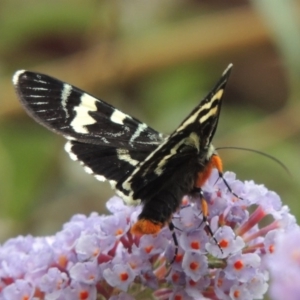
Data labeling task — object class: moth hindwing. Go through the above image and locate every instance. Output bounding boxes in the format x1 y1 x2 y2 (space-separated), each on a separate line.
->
13 64 233 234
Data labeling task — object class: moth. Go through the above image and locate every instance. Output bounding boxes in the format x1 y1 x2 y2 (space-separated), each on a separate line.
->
13 64 232 237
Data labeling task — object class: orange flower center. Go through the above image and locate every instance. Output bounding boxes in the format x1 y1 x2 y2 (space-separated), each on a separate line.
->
233 290 240 298
79 290 89 300
190 241 200 250
234 260 244 270
120 272 129 281
144 246 153 254
189 261 199 271
219 239 229 248
115 228 123 235
175 253 183 263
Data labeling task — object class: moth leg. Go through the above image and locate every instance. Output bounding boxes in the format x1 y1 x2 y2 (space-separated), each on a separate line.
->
217 171 243 200
168 222 179 265
193 187 223 254
207 155 241 200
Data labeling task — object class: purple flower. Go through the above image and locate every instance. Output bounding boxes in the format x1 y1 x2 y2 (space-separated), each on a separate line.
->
103 263 135 292
179 229 209 253
0 169 296 299
267 227 300 300
63 281 97 300
185 276 210 298
166 269 186 286
182 251 208 281
2 279 34 300
206 225 245 258
214 270 235 300
229 283 252 300
38 267 68 294
134 233 168 258
224 253 261 282
69 260 100 284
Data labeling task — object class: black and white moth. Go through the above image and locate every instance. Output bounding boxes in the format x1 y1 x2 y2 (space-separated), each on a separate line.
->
13 64 232 236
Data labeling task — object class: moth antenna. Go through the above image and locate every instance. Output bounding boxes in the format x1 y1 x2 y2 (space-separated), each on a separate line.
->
216 146 290 176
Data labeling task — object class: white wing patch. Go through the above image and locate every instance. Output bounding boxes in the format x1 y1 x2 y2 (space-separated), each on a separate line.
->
95 175 106 181
61 84 72 119
176 89 224 133
199 90 223 124
84 166 93 174
154 139 186 175
12 70 25 85
129 123 147 146
70 93 97 134
110 109 129 125
117 149 139 166
64 141 78 161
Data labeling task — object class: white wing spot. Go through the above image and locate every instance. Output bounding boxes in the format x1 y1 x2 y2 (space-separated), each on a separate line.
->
61 84 72 119
129 123 147 145
117 149 139 166
63 135 76 141
32 78 48 84
101 137 110 144
70 93 97 134
117 187 141 205
27 95 44 98
68 152 77 161
122 180 132 193
12 70 25 85
176 89 224 132
32 102 48 105
84 166 93 174
109 180 117 188
199 106 218 124
122 135 172 187
95 175 106 182
29 87 48 91
199 90 223 123
223 63 233 75
155 139 185 175
110 109 129 125
186 132 200 151
176 114 198 132
64 142 78 161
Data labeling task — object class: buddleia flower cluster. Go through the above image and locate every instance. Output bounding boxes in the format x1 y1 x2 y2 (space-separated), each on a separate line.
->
0 169 297 300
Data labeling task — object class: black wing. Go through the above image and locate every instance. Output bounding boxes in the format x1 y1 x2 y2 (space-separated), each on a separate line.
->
119 64 233 201
13 71 163 148
13 71 164 201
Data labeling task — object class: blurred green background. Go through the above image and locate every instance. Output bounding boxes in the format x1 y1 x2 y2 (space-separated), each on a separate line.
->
0 0 300 244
